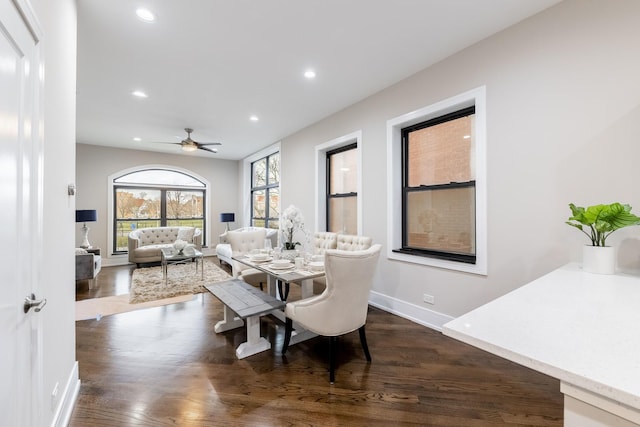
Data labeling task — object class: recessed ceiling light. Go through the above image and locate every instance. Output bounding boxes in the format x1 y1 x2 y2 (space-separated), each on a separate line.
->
132 90 148 98
133 137 141 142
136 8 156 22
304 70 316 79
249 115 259 122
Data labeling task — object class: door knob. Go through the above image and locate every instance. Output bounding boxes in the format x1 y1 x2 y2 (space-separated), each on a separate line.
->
24 293 47 313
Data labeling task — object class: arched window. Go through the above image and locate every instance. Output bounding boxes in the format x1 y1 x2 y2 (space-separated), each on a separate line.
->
111 167 208 253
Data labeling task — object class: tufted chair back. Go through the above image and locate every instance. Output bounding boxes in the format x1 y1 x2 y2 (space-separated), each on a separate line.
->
336 234 372 251
225 228 267 276
313 232 338 254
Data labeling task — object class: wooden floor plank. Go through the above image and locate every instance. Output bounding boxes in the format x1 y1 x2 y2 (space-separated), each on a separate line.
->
71 260 563 426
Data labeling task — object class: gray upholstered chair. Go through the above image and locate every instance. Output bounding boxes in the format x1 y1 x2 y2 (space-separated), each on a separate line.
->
75 248 102 289
282 244 382 383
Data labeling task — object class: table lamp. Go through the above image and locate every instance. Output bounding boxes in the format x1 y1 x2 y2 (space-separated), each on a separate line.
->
220 212 235 232
76 209 97 248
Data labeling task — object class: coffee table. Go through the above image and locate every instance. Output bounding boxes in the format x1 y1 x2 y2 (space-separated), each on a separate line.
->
160 246 203 285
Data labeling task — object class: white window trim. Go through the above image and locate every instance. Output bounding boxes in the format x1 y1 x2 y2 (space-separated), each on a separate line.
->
386 86 487 275
314 130 363 234
107 164 211 259
242 142 281 228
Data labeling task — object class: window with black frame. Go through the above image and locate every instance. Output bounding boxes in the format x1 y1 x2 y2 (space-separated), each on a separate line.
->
326 143 357 234
400 106 476 264
113 169 206 253
251 152 280 229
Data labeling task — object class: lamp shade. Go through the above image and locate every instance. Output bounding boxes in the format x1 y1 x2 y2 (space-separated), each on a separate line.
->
76 209 97 223
220 212 235 223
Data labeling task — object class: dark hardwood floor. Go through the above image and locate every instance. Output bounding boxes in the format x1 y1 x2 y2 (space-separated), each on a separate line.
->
72 260 563 426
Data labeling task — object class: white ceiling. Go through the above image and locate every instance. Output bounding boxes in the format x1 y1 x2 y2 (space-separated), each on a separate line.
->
76 0 561 160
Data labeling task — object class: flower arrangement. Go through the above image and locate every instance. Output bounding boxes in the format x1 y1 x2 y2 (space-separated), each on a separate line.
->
281 205 304 250
173 239 188 254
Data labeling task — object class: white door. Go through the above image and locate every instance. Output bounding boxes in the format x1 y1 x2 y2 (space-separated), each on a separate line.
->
0 1 45 426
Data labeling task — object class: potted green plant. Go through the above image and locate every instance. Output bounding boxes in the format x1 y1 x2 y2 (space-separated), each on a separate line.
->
566 202 640 274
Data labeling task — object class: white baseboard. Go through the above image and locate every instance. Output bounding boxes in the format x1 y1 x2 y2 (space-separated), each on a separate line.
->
369 290 454 332
51 361 80 427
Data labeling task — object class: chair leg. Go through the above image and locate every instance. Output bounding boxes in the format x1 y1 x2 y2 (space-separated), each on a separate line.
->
359 325 372 362
259 282 264 291
277 280 290 301
282 317 293 354
329 336 336 383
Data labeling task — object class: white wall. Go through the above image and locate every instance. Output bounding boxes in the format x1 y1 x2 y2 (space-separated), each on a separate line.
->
76 144 239 262
278 0 640 325
30 0 78 424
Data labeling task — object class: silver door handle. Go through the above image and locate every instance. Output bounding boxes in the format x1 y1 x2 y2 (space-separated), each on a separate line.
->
24 293 47 313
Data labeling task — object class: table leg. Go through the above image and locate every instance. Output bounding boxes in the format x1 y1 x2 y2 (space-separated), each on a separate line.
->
235 315 271 359
300 278 313 299
214 304 244 333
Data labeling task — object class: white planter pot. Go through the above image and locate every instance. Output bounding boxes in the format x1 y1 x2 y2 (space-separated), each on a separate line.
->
582 245 616 275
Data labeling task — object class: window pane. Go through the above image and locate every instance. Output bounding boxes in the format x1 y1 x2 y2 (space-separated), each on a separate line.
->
252 190 266 219
116 188 161 219
253 158 267 187
268 188 280 220
408 114 474 187
115 169 204 187
406 187 475 255
329 196 357 234
268 153 280 184
330 149 357 194
165 191 204 218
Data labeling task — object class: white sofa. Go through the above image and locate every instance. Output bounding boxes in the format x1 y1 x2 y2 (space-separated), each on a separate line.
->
128 226 202 266
215 226 278 267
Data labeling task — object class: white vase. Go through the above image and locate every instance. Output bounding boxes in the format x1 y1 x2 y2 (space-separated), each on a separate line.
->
582 245 616 275
281 249 298 261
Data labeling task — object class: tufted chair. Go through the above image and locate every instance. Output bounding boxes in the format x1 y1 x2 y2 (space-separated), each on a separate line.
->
336 234 373 251
224 228 269 290
313 232 338 254
282 244 382 383
216 226 277 267
312 234 372 294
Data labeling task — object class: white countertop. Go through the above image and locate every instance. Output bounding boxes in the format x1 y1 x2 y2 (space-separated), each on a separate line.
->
443 263 640 411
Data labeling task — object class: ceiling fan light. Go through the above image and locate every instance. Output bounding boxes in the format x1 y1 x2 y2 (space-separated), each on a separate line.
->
181 144 198 152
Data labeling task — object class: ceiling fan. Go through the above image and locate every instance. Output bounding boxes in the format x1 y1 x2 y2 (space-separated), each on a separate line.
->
156 128 222 153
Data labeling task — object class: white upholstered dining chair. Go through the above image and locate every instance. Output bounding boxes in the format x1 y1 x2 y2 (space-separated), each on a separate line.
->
224 228 268 290
281 244 382 383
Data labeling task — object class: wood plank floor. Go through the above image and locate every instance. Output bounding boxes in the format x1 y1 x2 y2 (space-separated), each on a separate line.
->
71 259 563 426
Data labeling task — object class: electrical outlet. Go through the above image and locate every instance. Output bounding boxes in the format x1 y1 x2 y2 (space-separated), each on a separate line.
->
423 293 435 305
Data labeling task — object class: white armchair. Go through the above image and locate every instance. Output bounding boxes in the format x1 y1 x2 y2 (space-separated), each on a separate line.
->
282 244 382 383
312 233 372 294
218 228 273 290
216 226 278 267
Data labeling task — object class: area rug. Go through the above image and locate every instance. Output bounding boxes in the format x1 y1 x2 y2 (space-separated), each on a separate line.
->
129 258 231 303
76 293 196 321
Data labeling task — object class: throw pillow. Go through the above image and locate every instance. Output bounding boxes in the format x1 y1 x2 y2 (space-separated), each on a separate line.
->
177 227 195 243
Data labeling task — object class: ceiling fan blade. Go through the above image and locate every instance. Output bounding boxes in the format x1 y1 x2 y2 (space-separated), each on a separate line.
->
195 142 222 146
151 141 182 146
199 146 218 153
